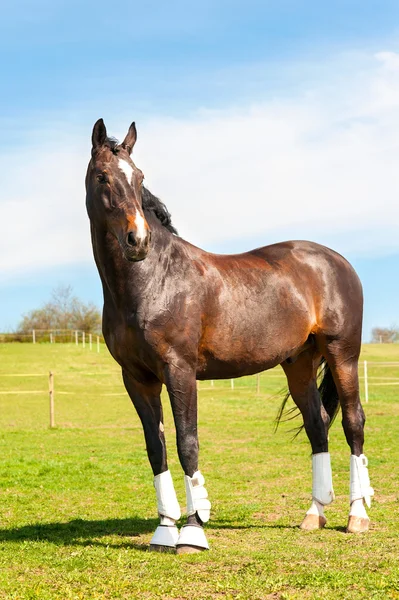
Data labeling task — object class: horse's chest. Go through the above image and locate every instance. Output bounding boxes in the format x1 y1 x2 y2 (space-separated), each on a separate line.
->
103 309 170 377
102 311 144 364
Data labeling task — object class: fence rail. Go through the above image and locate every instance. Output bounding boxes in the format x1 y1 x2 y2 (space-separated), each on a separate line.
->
0 330 104 349
0 361 398 428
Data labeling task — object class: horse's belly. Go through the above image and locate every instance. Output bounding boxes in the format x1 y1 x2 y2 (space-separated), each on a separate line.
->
196 311 310 380
196 354 283 380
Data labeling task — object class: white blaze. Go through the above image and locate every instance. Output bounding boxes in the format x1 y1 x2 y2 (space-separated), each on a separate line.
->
118 158 147 242
118 158 134 185
135 210 147 242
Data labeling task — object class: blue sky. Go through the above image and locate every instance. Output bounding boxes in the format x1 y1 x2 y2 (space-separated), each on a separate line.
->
1 1 398 340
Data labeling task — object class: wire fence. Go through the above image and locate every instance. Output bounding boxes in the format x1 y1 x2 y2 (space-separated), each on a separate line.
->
0 361 398 429
0 330 104 349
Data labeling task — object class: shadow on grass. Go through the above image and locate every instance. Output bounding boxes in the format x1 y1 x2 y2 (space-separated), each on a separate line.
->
208 519 348 533
0 517 347 550
0 517 158 550
208 521 300 531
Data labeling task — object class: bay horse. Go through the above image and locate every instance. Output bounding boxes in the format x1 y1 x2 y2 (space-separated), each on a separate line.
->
85 119 374 553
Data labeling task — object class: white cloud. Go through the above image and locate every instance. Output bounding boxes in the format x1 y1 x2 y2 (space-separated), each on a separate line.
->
1 145 91 278
2 50 399 280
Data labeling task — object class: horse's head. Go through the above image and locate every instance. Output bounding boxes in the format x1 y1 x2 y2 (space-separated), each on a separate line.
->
86 119 151 262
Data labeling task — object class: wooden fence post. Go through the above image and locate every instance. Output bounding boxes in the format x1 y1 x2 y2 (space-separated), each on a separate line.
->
32 330 36 344
231 379 234 389
82 331 85 349
97 336 100 353
49 371 55 428
75 330 78 345
89 333 92 350
256 372 261 394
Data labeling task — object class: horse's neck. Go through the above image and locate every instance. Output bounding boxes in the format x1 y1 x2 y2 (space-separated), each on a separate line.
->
90 219 174 312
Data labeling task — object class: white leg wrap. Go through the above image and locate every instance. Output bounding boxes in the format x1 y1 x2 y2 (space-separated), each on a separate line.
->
349 498 369 519
154 470 181 521
312 452 335 506
350 454 374 508
184 470 211 523
306 499 325 518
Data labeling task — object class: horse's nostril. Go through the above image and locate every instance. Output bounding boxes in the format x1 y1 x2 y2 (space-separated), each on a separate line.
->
127 232 137 247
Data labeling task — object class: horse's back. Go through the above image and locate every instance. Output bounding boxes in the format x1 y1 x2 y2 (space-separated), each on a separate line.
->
194 240 362 378
249 240 363 337
206 239 362 312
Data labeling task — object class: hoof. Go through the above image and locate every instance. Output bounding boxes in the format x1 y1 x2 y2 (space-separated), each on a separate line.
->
176 544 204 555
149 544 176 553
300 514 327 531
176 524 209 553
346 516 370 533
149 524 179 550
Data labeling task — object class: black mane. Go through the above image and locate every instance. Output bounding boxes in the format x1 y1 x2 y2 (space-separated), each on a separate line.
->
142 187 178 235
103 137 120 153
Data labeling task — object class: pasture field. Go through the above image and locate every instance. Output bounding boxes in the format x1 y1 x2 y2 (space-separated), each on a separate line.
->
0 343 399 599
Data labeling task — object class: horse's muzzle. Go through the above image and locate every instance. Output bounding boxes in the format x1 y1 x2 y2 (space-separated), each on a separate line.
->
122 229 151 262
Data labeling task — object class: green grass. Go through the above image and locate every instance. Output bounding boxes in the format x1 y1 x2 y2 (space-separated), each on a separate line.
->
0 343 399 599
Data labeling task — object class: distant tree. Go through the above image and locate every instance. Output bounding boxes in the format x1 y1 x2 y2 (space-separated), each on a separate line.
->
70 298 102 332
50 284 75 329
371 325 399 343
18 306 58 331
18 285 101 333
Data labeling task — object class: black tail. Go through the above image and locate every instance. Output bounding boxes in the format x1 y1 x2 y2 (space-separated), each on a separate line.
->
275 359 340 435
317 359 340 426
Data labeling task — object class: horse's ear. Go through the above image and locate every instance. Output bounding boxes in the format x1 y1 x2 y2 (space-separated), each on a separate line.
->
92 118 107 150
121 122 137 155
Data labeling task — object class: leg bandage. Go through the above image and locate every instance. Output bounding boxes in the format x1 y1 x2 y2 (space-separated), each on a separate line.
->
350 454 374 508
184 470 211 523
154 470 181 521
312 453 335 506
306 499 325 518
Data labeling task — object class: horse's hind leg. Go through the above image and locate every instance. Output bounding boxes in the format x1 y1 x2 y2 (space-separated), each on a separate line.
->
122 370 181 552
317 337 374 533
282 348 335 530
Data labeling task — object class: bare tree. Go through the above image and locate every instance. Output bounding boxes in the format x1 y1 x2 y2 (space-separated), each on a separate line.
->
50 284 75 329
371 325 399 343
71 299 102 332
19 285 101 333
19 306 58 331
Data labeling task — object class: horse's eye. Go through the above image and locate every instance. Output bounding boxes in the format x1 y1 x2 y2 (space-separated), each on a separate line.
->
97 172 108 184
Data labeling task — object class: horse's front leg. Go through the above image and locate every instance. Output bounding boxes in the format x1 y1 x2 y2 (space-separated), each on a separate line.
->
122 370 181 551
165 363 211 554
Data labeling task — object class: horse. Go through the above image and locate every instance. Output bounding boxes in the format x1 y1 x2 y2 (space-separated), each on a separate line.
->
85 119 374 553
